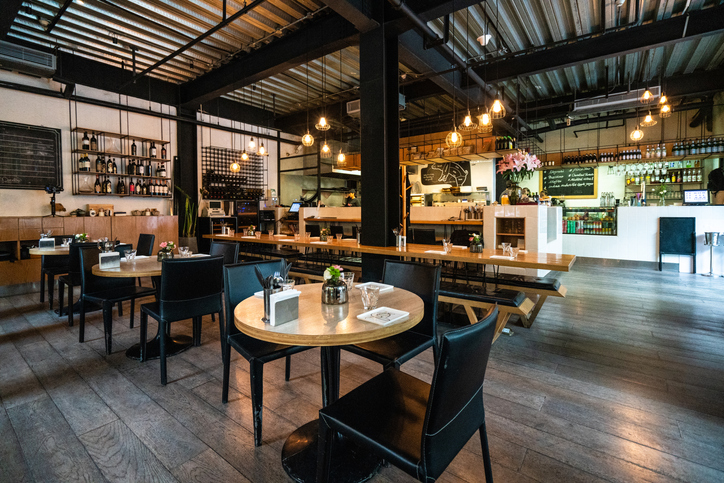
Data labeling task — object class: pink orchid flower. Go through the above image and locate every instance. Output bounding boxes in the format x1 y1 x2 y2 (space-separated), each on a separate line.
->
160 242 167 248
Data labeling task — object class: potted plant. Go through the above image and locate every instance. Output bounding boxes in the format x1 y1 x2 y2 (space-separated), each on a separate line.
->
469 233 483 253
157 241 176 261
74 233 89 242
497 150 541 205
322 264 347 305
320 227 331 241
175 186 198 253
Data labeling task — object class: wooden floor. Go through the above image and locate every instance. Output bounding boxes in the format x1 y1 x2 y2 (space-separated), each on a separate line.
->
1 262 724 482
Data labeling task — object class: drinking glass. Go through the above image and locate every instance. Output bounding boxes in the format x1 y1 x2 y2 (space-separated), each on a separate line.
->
268 230 274 237
305 232 311 240
294 233 301 241
126 249 137 262
442 238 452 254
178 246 189 257
359 285 380 311
281 279 296 291
62 238 72 247
501 242 512 255
342 272 355 290
511 247 520 258
336 233 343 242
255 232 261 239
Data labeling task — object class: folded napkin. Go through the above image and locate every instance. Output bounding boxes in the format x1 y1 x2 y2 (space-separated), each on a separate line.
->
490 255 514 260
424 250 448 255
519 250 528 253
453 245 467 249
311 241 329 245
241 236 257 239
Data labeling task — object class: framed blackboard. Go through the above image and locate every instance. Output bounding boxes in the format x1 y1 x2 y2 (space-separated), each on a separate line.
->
658 217 696 271
0 121 62 190
421 161 471 187
540 166 597 198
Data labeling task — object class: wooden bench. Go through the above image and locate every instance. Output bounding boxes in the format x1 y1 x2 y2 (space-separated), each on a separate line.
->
437 282 535 342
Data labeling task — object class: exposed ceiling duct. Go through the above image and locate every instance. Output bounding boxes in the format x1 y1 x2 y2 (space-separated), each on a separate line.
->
572 87 661 116
0 40 55 77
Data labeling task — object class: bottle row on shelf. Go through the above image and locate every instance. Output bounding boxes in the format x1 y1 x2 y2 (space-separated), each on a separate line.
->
77 154 168 177
625 168 702 185
563 216 616 236
494 136 518 151
672 138 724 156
79 131 168 159
87 175 171 197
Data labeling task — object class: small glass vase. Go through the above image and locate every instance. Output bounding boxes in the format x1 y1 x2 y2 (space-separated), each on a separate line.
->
320 235 328 242
508 183 523 205
321 280 347 305
157 249 174 261
469 244 483 253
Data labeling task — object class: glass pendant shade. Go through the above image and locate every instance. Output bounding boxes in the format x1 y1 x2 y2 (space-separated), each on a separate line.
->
257 143 268 156
490 99 506 119
248 137 256 150
321 142 332 158
641 112 657 127
659 103 672 118
478 111 493 133
230 161 240 172
301 132 314 147
459 112 478 131
241 151 249 161
315 117 331 131
659 94 667 104
630 125 644 142
337 150 346 164
640 89 653 104
445 128 463 148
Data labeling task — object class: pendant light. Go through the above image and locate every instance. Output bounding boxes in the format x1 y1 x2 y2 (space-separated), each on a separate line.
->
230 121 240 172
659 103 672 118
477 6 493 133
478 110 493 132
321 141 332 158
641 111 657 127
240 88 249 160
639 89 653 104
446 61 463 147
301 59 315 147
658 74 671 118
336 49 346 166
630 124 644 142
315 55 331 131
255 82 269 156
337 149 346 165
489 0 506 120
458 8 477 132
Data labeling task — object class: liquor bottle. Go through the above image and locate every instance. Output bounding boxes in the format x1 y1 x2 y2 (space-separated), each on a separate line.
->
106 176 113 194
138 160 145 176
94 175 101 193
96 155 104 173
112 158 118 174
150 142 157 158
677 171 682 183
106 157 113 174
143 180 149 195
82 131 90 150
671 171 676 183
79 155 87 172
129 179 135 195
161 144 167 159
128 158 136 175
117 177 125 195
131 140 137 156
90 132 98 151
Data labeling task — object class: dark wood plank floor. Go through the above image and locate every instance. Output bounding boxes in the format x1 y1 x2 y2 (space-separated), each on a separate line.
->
1 262 723 482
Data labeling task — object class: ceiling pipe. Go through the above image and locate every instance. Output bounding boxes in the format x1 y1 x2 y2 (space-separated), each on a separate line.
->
387 0 542 142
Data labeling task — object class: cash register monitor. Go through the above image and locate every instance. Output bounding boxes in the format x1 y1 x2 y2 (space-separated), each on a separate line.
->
287 202 301 220
683 189 708 205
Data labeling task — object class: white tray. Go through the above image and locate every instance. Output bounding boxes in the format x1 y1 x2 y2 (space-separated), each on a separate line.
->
355 282 394 293
357 307 409 326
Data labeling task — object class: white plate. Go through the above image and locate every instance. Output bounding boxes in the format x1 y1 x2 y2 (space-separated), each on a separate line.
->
357 307 409 326
355 282 394 293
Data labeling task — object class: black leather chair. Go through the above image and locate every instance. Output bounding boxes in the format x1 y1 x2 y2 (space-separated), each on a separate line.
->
39 235 71 310
411 228 437 245
450 229 480 247
318 306 498 483
222 260 311 446
114 243 133 258
305 224 321 237
209 241 239 264
140 256 224 385
330 225 345 237
58 242 98 325
342 261 441 369
78 247 156 354
136 233 155 287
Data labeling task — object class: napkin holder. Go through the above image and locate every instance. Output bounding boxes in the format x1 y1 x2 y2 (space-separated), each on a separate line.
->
38 238 55 249
268 290 300 326
98 251 121 269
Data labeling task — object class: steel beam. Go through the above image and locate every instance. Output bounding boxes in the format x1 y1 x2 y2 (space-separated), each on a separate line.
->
45 0 73 34
322 0 380 33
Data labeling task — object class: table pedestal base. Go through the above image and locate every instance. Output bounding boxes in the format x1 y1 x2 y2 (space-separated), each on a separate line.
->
282 420 382 483
125 334 193 360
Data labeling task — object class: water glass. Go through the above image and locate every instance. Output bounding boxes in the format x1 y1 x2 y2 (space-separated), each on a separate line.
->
511 247 520 258
501 242 512 255
178 246 189 257
342 272 355 290
305 232 311 240
359 285 380 311
442 238 452 254
62 238 72 247
294 233 301 241
336 233 343 242
255 232 262 239
126 249 137 262
268 230 274 237
281 279 295 291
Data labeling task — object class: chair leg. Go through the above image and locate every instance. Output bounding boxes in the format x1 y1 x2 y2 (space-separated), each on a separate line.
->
140 312 148 362
48 274 55 310
222 338 231 404
129 299 135 329
78 295 86 343
117 301 124 317
40 270 45 303
480 420 494 483
192 317 201 347
211 312 215 322
103 301 113 355
316 416 333 483
160 320 167 385
285 355 291 381
58 280 65 317
67 283 75 327
249 360 264 447
219 315 226 362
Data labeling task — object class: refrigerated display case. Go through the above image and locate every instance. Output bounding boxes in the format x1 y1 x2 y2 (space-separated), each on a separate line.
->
562 207 617 236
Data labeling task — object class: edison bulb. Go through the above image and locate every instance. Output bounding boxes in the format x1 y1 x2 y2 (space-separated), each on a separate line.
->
241 151 249 161
230 161 240 172
480 113 491 125
640 89 652 103
492 100 503 113
258 144 266 156
301 132 314 146
322 143 330 153
337 151 346 164
659 95 667 104
248 137 256 150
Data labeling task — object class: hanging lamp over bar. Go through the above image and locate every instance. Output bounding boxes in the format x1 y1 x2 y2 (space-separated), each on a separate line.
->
641 111 657 127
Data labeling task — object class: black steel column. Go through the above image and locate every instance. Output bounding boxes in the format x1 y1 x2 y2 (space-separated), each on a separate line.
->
175 119 198 237
360 20 400 282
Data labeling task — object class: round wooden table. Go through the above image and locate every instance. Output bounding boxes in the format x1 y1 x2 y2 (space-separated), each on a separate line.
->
235 282 424 483
29 246 70 256
92 255 203 360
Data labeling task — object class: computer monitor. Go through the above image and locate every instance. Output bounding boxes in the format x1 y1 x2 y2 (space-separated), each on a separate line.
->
209 201 221 209
683 189 708 205
288 202 302 213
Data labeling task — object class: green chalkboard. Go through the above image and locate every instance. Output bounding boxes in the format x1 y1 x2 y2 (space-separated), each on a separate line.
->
540 167 597 198
0 121 62 190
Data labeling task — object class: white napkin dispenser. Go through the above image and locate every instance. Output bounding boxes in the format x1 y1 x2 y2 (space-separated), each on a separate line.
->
269 290 300 326
98 251 121 269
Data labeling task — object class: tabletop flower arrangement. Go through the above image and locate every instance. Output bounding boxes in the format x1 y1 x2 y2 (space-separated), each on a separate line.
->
497 150 541 204
320 227 331 241
74 233 88 242
247 225 256 236
322 264 347 305
157 240 176 261
469 233 483 253
654 182 668 206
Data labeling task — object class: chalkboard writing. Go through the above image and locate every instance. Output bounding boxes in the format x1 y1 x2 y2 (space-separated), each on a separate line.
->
541 167 596 198
0 121 62 190
421 161 471 187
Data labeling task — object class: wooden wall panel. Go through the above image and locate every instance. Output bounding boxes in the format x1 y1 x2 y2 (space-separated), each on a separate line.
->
84 217 111 241
112 217 138 246
0 218 19 242
63 217 85 236
0 259 40 287
18 217 42 240
42 217 65 235
136 216 177 254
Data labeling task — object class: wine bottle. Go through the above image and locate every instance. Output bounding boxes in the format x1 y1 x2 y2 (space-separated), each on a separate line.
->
164 180 170 196
128 159 136 175
129 179 135 195
82 131 90 150
131 140 137 156
94 175 101 193
111 158 117 174
106 157 113 174
138 160 145 176
150 142 157 158
96 155 103 173
90 132 98 151
161 144 167 159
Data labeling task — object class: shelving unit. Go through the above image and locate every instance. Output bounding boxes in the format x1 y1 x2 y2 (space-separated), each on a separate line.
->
495 217 525 248
562 208 617 236
71 127 172 198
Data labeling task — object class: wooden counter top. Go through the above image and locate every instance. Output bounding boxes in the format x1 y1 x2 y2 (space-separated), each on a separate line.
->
409 220 483 225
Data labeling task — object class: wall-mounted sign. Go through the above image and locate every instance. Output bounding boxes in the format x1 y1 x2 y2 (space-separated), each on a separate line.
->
420 161 471 187
540 167 597 198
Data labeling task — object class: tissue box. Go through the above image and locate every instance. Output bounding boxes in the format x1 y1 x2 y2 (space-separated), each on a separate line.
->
269 290 300 326
98 251 121 269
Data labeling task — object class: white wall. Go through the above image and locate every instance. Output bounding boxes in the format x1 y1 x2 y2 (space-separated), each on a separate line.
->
0 70 175 217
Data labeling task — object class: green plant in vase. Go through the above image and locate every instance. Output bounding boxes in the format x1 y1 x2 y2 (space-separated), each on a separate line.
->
322 264 347 304
654 182 668 206
74 233 88 242
320 227 331 241
469 233 483 253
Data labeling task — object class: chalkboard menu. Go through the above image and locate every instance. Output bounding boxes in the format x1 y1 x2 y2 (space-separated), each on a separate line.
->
0 121 62 190
421 161 471 187
540 167 596 198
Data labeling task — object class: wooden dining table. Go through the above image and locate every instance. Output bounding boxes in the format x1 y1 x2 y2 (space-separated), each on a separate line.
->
92 254 206 360
235 282 424 483
29 246 70 256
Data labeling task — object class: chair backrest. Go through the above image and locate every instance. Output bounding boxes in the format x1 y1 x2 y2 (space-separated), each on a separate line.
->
421 306 498 480
79 247 134 294
209 241 240 265
114 243 133 258
158 256 224 322
382 260 440 339
223 260 283 337
412 229 437 245
305 224 320 237
42 235 72 268
137 234 155 256
68 242 100 273
330 225 345 237
450 229 479 247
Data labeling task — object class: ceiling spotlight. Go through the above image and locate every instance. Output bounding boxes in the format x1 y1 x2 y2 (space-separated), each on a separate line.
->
301 132 314 147
477 34 492 46
641 111 657 127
